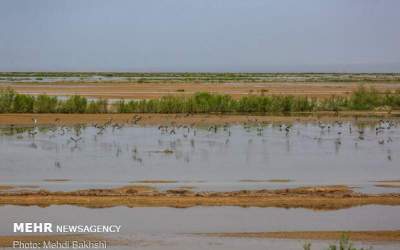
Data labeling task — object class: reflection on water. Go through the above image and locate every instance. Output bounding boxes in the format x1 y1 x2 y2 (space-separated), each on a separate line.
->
0 121 399 192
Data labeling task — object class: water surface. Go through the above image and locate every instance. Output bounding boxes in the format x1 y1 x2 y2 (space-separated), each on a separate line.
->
0 121 399 193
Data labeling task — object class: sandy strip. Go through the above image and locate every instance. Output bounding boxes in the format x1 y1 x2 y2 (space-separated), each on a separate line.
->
202 231 400 242
0 185 14 191
0 112 398 126
374 180 400 189
1 185 400 210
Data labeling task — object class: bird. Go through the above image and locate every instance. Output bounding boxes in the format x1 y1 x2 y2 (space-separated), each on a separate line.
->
112 123 123 130
318 122 326 130
70 136 82 143
208 125 217 133
32 118 37 126
28 129 37 136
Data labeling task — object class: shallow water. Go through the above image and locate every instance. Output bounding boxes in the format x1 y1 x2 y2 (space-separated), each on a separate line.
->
2 205 400 234
1 121 400 249
3 236 396 250
0 121 399 193
1 205 399 249
0 76 129 83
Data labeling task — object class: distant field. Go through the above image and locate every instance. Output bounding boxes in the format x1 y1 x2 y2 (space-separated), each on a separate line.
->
1 72 400 84
1 82 400 100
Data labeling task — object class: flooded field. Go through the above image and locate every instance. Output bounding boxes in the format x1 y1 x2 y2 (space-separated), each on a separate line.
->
1 118 400 249
0 205 399 250
0 120 399 193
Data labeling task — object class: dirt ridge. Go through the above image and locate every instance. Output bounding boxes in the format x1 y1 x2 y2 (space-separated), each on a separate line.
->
1 185 400 210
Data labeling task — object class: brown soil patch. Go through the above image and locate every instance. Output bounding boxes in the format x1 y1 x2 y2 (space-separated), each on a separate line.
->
1 185 400 210
0 112 398 126
0 185 14 191
177 186 195 190
203 230 400 242
2 82 400 99
375 180 400 188
0 185 39 191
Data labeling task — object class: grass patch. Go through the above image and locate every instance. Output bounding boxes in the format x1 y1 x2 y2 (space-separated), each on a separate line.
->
303 234 372 250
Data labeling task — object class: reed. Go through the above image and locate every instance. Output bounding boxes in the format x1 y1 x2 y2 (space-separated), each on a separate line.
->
1 86 400 114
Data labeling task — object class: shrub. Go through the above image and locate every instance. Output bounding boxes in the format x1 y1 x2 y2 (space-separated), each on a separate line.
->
59 95 87 113
87 99 108 113
34 95 58 113
0 88 16 113
13 94 34 113
1 85 400 114
349 86 381 110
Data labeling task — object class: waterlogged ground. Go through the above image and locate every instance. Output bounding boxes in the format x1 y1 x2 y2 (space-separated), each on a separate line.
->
1 119 400 249
0 120 399 193
0 205 400 250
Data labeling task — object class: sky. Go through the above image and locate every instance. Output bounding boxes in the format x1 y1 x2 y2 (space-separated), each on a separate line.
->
0 0 399 72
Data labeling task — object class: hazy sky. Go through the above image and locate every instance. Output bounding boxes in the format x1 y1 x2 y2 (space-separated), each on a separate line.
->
1 0 399 72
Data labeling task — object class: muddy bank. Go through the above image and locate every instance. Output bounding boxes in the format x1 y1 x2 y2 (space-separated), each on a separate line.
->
0 112 398 126
374 180 400 189
1 185 400 210
202 230 400 242
0 185 14 191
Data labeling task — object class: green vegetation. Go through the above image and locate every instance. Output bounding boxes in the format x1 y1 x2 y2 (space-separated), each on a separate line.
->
1 86 400 114
87 99 108 113
0 88 108 113
303 235 372 250
117 86 400 113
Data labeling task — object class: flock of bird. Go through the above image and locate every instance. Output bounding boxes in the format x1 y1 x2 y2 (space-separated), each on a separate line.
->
1 116 398 167
4 116 399 144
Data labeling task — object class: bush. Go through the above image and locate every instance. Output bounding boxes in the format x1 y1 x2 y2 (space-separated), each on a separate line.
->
87 99 108 113
13 94 34 113
59 95 87 113
2 85 400 114
0 88 16 113
350 86 381 110
34 95 58 113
